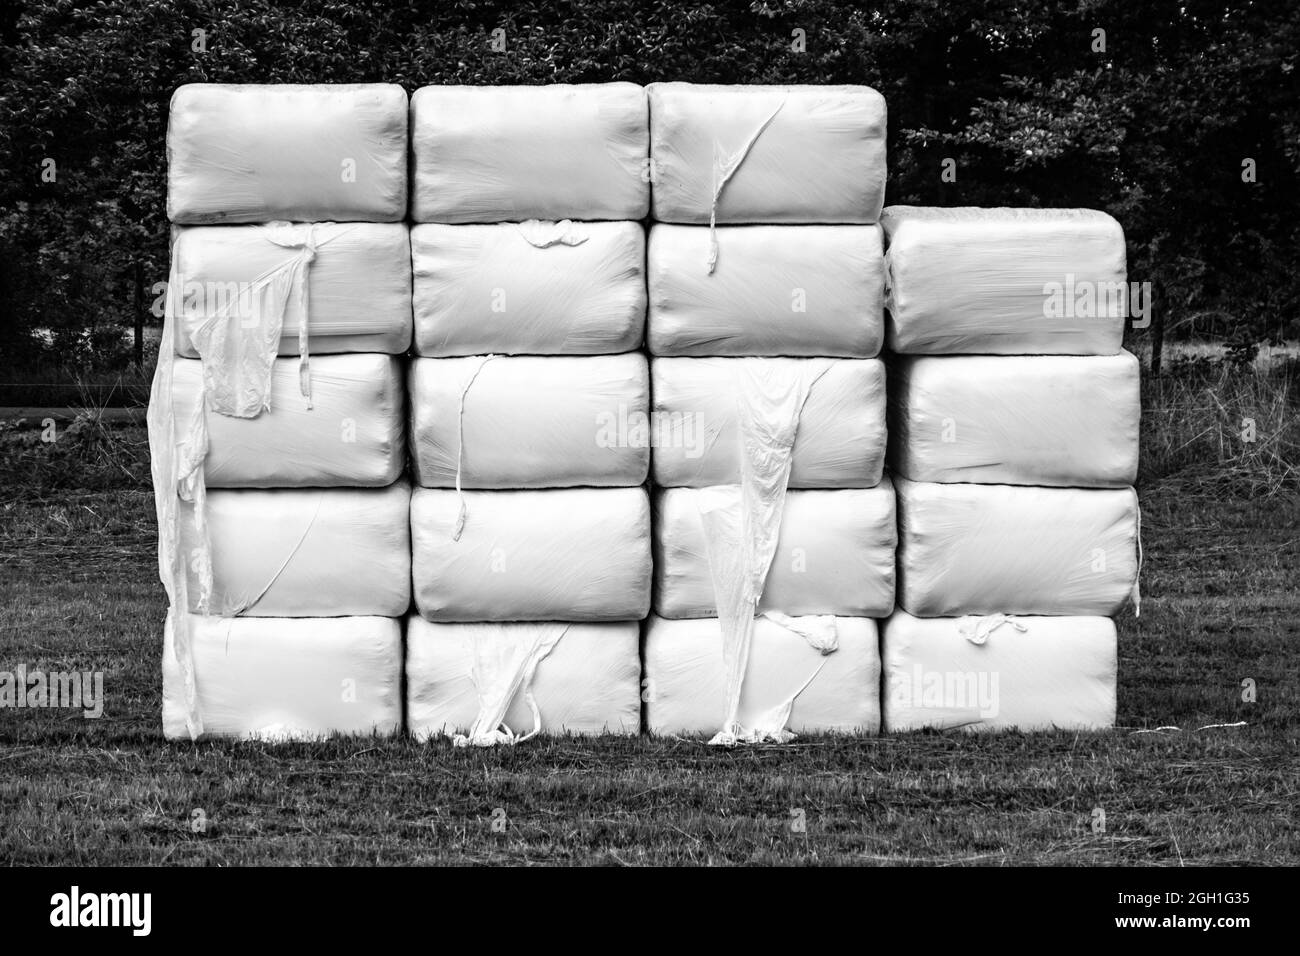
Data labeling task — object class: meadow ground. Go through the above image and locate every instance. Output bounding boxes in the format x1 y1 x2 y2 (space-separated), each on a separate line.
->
0 353 1296 865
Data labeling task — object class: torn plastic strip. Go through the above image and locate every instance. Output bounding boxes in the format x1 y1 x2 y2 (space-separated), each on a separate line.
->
264 225 320 409
705 99 785 274
1131 722 1246 735
700 359 833 746
956 614 1028 646
185 222 346 417
154 222 347 738
222 492 326 616
719 613 840 746
148 240 202 738
180 224 337 615
761 610 838 654
721 661 827 746
515 219 589 248
451 624 570 747
450 354 497 541
1131 500 1143 618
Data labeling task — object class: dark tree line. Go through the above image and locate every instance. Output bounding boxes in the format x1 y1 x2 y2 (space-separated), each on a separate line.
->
1 0 1296 374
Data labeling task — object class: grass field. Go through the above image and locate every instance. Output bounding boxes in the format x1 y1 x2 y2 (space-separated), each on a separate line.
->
1 367 1297 864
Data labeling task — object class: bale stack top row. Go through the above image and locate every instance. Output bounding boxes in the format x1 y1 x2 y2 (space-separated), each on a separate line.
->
166 83 887 226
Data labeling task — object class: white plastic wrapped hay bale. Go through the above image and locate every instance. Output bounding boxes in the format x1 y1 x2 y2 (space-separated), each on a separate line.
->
162 613 402 740
881 609 1117 732
647 224 885 357
896 478 1139 617
888 351 1140 487
180 483 411 617
651 357 887 488
167 84 407 224
648 83 887 224
171 354 404 488
654 484 896 618
408 354 649 489
171 222 412 357
410 487 651 622
642 615 881 736
411 83 649 223
406 618 641 741
881 206 1128 354
412 221 645 356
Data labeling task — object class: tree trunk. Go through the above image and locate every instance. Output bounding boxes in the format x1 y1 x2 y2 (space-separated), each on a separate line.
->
133 259 144 369
1150 280 1165 378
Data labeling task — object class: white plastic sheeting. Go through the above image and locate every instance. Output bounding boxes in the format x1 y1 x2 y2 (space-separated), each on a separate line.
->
882 609 1117 732
651 357 887 488
410 487 651 622
888 351 1141 487
882 206 1128 355
643 615 881 736
167 84 407 224
180 483 411 617
412 221 646 356
171 222 413 357
654 484 896 618
408 354 650 489
648 83 887 224
896 478 1139 617
406 618 641 743
156 216 372 735
171 354 404 488
647 224 885 357
162 613 402 740
411 84 649 223
683 361 847 744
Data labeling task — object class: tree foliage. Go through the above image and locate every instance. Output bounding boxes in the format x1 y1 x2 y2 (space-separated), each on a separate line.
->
1 0 1296 370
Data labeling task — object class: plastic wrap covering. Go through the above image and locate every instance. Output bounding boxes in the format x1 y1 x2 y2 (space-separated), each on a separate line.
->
409 354 650 489
685 361 840 744
881 610 1117 732
411 84 649 223
888 351 1140 487
171 354 404 488
412 221 646 356
161 613 402 740
180 483 411 617
647 83 887 224
881 206 1128 355
411 487 651 623
652 357 886 488
643 615 881 736
896 478 1140 617
654 484 896 618
171 222 412 357
647 224 885 357
406 618 641 743
167 84 407 224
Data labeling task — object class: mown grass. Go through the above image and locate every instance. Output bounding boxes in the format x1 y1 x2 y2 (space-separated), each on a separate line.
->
1 730 1293 865
1 371 1297 864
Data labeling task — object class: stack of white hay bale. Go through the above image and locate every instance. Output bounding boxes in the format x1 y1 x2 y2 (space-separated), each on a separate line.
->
150 81 1143 744
880 206 1141 732
639 84 895 741
155 84 412 740
403 85 651 744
